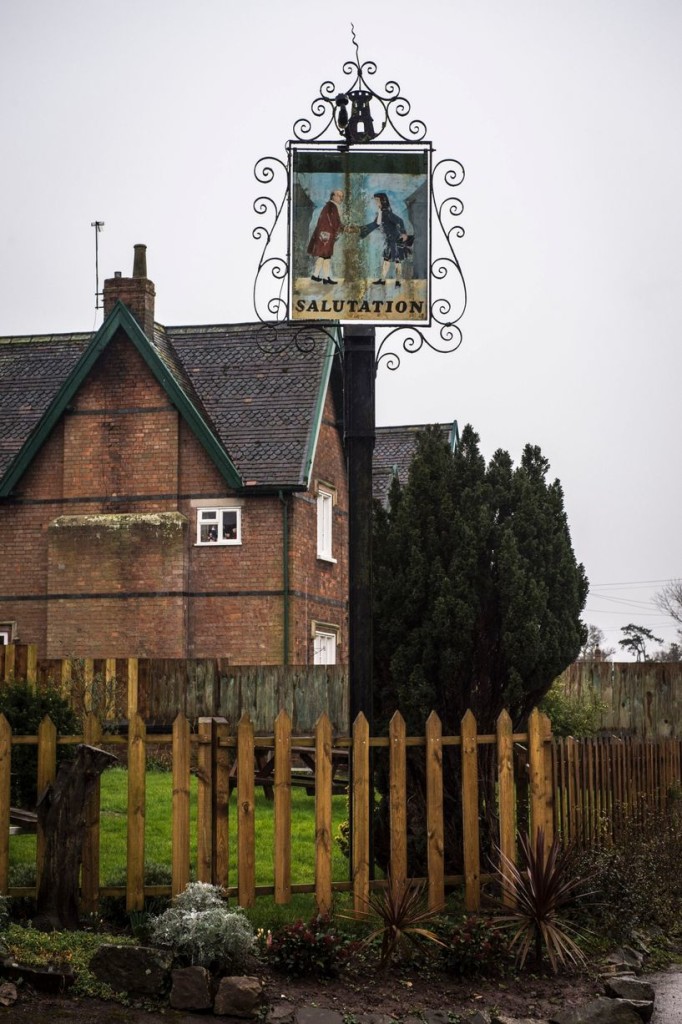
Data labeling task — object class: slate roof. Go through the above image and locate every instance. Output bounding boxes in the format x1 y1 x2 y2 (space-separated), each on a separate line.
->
373 422 458 506
163 322 334 488
0 332 92 483
0 313 337 494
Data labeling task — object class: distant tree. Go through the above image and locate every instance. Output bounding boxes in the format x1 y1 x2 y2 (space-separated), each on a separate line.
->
618 623 663 662
652 641 682 663
654 580 682 628
372 425 588 868
578 624 615 662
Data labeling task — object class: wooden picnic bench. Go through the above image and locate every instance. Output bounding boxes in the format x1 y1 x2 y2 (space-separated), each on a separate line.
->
228 745 348 800
9 807 38 833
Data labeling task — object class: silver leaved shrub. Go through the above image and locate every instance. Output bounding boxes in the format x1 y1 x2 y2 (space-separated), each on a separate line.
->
150 882 255 969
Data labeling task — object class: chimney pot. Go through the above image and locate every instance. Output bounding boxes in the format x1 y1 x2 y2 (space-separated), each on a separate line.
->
103 244 155 338
133 244 147 278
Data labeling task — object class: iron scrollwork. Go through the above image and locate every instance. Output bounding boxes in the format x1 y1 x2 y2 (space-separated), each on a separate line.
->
293 27 427 147
252 36 465 367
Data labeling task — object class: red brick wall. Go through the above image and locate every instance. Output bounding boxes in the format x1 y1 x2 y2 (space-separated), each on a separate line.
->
46 512 187 658
0 331 349 663
63 331 179 506
288 388 349 665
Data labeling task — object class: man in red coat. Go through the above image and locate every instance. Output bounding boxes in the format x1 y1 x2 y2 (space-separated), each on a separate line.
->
307 189 345 284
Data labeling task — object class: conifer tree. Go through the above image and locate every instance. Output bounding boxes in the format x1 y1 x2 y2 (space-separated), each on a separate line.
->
373 424 588 734
372 425 588 869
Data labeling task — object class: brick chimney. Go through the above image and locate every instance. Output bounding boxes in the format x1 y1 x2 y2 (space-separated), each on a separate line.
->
103 244 156 338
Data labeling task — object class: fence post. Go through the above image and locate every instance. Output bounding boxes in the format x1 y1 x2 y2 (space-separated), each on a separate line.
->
237 713 255 908
496 709 515 905
26 645 38 693
425 711 444 911
315 712 333 916
82 659 94 715
352 712 370 916
389 710 407 891
0 715 11 894
3 644 15 682
36 715 57 889
528 708 546 846
60 659 72 702
104 659 116 721
274 709 292 905
126 713 146 912
81 712 102 913
171 712 189 897
172 713 191 898
541 712 554 845
213 717 230 888
127 658 138 718
461 709 480 911
197 718 213 884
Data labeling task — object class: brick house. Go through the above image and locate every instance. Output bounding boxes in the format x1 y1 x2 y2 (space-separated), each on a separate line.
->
0 248 348 664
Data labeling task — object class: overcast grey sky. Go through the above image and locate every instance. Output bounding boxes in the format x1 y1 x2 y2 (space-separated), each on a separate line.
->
1 0 680 657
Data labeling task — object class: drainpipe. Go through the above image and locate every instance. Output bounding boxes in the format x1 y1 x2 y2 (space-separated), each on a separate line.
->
279 491 290 665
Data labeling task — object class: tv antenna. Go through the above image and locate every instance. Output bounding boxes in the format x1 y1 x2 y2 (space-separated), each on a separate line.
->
91 220 105 310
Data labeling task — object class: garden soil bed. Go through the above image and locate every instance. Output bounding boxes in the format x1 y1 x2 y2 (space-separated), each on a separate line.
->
2 961 602 1022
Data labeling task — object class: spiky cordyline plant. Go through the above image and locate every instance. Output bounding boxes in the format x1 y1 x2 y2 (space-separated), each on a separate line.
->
493 829 593 974
346 874 445 970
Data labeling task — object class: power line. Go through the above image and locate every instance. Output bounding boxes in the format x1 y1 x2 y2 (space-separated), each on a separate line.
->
591 577 682 588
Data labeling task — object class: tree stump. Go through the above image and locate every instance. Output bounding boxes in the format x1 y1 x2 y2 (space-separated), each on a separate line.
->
35 743 117 931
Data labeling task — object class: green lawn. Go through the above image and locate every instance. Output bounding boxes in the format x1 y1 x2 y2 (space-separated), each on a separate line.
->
10 766 350 892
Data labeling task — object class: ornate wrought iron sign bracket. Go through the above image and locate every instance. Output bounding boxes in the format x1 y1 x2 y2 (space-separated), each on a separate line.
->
253 33 466 371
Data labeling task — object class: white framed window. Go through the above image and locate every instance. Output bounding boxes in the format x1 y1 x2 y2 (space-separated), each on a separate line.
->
0 622 16 645
196 507 241 546
313 629 337 665
316 484 336 562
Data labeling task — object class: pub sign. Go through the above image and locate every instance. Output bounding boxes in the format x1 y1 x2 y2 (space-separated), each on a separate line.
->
290 147 430 324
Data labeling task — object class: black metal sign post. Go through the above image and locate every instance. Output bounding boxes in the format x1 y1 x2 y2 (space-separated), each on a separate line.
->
253 29 466 882
343 324 376 730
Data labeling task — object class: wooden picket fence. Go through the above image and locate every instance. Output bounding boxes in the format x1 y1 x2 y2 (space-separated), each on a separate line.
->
2 706 680 917
0 707 555 914
551 733 682 844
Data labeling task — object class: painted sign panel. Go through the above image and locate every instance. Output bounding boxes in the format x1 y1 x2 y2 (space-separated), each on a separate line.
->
290 148 430 323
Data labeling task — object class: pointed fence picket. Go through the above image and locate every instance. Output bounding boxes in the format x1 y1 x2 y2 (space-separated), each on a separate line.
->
0 706 680 915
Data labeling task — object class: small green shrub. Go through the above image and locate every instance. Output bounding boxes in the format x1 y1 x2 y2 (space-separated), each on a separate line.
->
260 914 347 977
0 680 80 808
441 915 509 976
573 810 682 940
540 680 607 738
149 882 254 970
335 819 350 860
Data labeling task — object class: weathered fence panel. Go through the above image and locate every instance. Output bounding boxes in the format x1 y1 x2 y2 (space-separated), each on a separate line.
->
0 645 349 733
558 660 682 737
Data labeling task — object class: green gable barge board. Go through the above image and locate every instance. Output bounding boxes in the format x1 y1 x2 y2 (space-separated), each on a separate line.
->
0 302 243 496
301 329 339 488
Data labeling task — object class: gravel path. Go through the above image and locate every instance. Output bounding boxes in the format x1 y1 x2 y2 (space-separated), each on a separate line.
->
649 965 682 1023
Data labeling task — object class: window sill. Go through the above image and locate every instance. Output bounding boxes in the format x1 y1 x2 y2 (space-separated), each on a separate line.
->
195 540 242 547
317 554 337 564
